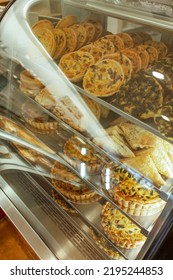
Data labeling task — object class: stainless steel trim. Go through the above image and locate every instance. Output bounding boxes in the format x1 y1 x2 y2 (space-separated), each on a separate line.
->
0 186 57 260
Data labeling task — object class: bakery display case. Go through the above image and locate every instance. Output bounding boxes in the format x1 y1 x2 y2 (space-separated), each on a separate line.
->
0 0 173 260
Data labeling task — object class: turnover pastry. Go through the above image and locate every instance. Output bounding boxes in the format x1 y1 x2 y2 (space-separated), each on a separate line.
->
101 202 146 249
83 59 124 97
111 73 164 119
59 51 94 82
51 161 100 202
63 135 106 174
111 178 165 216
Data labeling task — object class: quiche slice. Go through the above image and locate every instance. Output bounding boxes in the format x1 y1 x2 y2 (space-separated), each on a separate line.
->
59 51 94 82
101 202 146 249
83 59 124 97
111 178 165 216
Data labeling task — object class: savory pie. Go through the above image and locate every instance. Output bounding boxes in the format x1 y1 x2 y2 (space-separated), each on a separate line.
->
79 44 103 63
134 45 149 70
103 34 124 51
80 22 96 43
116 33 134 49
144 40 168 58
52 28 67 60
32 19 54 31
62 27 77 54
111 73 164 119
101 202 146 249
141 45 159 64
83 19 103 40
63 135 105 174
51 161 100 202
55 15 77 29
59 51 95 82
33 28 56 57
94 38 115 56
83 59 124 97
128 32 143 46
120 49 142 73
70 24 87 49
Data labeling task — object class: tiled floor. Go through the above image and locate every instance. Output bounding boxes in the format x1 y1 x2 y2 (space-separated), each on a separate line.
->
0 216 39 260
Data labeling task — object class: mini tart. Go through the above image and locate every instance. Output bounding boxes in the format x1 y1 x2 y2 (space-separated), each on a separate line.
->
101 161 134 190
22 100 59 131
52 28 67 60
128 32 143 46
51 192 78 214
103 34 124 51
134 45 149 70
59 51 94 82
120 49 142 73
100 52 132 82
94 38 115 56
90 229 124 260
35 87 57 110
55 15 77 29
63 135 105 174
33 28 56 57
83 19 103 40
83 59 124 97
20 70 44 90
141 45 159 64
80 44 103 62
111 73 163 119
111 178 165 216
101 202 146 249
138 32 152 43
144 40 167 58
62 27 77 54
116 33 134 49
51 161 99 202
81 22 96 43
154 101 173 140
32 19 54 31
70 24 87 49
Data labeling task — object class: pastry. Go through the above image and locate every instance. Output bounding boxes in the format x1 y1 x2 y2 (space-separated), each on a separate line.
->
59 51 95 82
82 94 101 120
52 28 66 60
83 59 124 97
63 135 105 174
32 19 54 31
20 70 44 90
90 229 125 260
134 45 149 70
55 15 77 29
101 161 134 190
123 153 165 187
141 45 159 64
111 178 165 216
99 52 132 82
119 122 158 150
101 202 146 249
94 38 115 56
51 161 100 202
111 73 164 119
116 33 134 48
79 44 103 63
52 95 86 133
83 19 103 40
128 32 143 46
144 40 167 58
71 24 87 49
103 34 124 51
22 100 59 132
35 87 57 110
33 28 56 57
62 27 77 54
81 22 96 43
120 49 142 73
